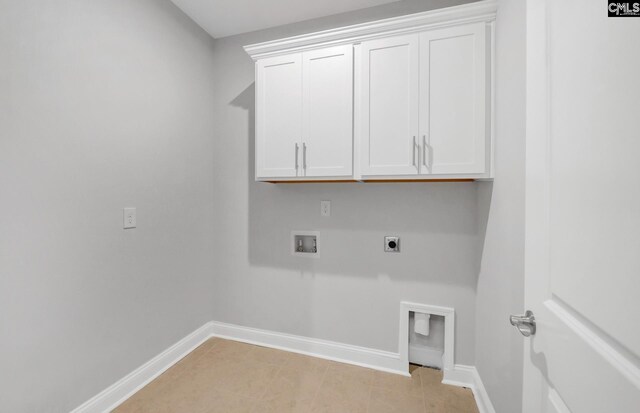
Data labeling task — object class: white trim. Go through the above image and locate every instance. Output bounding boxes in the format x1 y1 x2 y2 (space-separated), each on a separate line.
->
209 321 408 376
399 302 455 375
70 322 214 413
399 303 497 411
244 1 498 60
352 43 362 181
442 363 474 388
522 0 550 411
545 299 640 388
71 319 495 413
488 19 496 178
471 366 496 413
442 365 496 413
548 388 571 413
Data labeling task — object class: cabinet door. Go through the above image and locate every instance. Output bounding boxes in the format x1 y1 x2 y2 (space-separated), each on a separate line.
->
256 53 302 178
419 23 487 175
302 45 353 177
360 35 420 176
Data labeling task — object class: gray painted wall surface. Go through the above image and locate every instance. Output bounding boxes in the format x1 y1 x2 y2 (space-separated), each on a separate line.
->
475 1 526 412
208 0 481 366
0 1 217 411
1 0 527 411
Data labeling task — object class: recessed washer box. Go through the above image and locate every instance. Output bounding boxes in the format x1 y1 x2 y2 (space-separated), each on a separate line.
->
291 231 320 258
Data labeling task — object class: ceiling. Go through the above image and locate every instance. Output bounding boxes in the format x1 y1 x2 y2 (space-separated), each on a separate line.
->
170 0 401 38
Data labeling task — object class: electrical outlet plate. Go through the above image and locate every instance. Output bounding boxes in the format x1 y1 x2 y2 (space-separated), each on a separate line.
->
123 207 136 229
384 236 400 252
320 200 331 217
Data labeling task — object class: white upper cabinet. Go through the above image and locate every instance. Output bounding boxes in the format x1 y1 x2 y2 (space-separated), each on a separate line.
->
360 24 489 178
256 54 302 178
246 0 496 182
419 23 487 176
303 45 353 178
255 46 353 180
360 35 420 176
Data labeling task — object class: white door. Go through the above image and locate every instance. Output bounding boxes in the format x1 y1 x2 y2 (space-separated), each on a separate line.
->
255 53 302 178
360 34 419 176
419 23 486 175
521 1 640 412
302 45 353 177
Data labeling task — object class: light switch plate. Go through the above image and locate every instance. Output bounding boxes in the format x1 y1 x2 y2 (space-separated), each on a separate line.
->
123 208 136 229
320 200 331 217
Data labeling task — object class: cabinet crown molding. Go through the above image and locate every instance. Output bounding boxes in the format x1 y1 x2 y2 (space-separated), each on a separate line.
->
244 0 497 60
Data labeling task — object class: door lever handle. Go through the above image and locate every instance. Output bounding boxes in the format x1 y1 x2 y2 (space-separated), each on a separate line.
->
510 310 536 337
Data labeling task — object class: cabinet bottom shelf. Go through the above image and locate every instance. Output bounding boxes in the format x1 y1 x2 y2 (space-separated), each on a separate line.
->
262 179 476 184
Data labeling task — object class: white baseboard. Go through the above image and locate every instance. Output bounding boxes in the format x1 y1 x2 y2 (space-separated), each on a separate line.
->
409 343 444 369
442 363 475 387
469 366 496 413
71 321 495 413
70 322 214 413
443 364 496 413
209 321 408 376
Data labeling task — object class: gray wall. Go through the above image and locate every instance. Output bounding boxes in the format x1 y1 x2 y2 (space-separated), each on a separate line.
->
1 0 526 411
0 1 217 411
475 0 526 412
208 0 482 365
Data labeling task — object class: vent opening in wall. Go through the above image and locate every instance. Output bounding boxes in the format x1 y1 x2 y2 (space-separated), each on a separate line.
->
399 302 454 376
291 231 320 258
409 311 445 369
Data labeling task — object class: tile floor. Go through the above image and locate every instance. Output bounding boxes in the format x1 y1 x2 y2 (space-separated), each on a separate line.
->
113 338 479 413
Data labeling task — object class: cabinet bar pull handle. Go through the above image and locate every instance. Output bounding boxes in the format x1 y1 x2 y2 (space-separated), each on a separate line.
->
303 142 307 170
412 136 418 168
295 143 299 170
423 135 429 170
